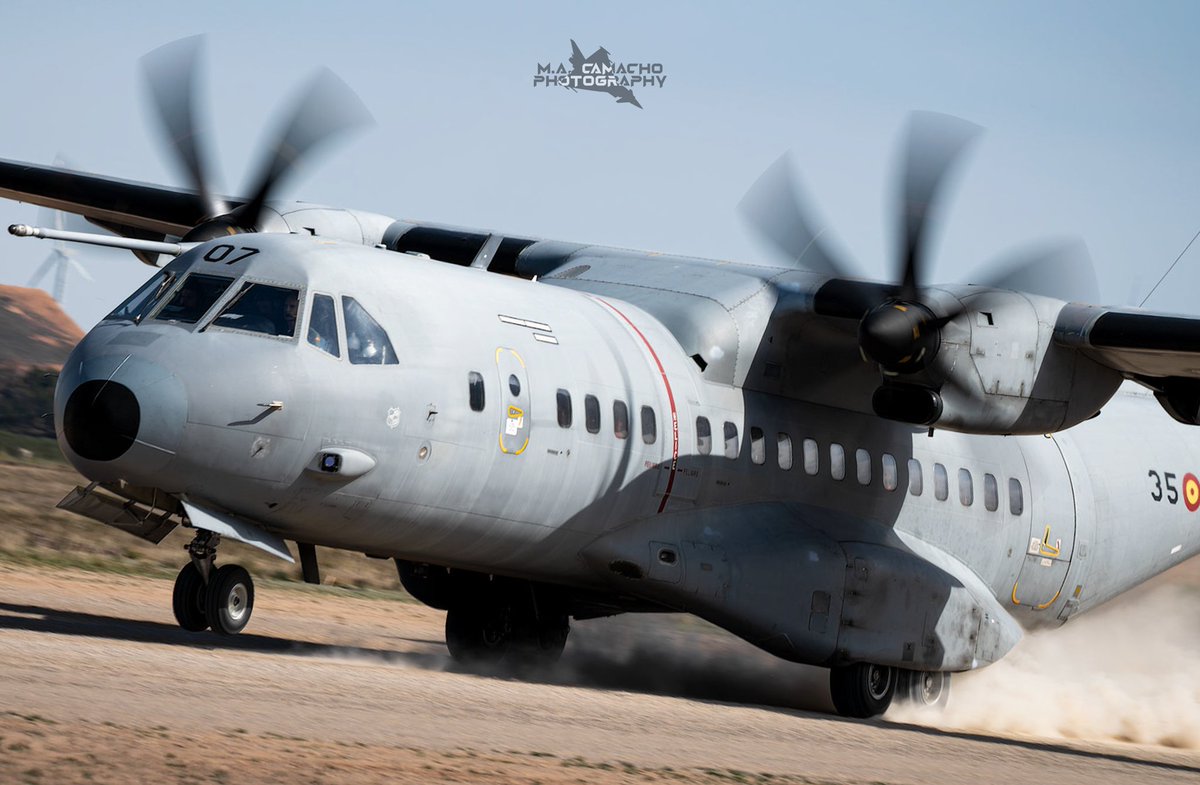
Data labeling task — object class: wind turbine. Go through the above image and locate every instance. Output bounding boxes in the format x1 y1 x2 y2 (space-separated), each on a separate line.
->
26 162 94 304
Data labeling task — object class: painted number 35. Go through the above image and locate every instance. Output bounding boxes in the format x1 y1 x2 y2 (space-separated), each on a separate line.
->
1148 469 1200 512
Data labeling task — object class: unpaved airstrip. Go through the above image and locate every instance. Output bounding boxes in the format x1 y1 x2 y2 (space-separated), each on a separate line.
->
2 561 1198 785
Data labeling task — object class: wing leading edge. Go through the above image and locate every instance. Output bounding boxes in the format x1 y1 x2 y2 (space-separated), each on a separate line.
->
0 158 238 240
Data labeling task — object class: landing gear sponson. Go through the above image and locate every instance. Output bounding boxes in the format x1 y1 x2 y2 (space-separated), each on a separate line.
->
829 662 951 718
171 530 256 635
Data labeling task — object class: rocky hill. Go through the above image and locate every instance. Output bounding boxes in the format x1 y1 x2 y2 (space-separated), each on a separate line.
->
0 285 83 372
0 286 83 438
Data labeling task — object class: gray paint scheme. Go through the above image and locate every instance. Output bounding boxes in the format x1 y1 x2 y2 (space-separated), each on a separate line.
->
49 231 1200 675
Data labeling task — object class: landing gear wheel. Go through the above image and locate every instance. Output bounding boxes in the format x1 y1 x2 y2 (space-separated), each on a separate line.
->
445 604 570 669
897 669 950 709
829 663 897 718
445 604 513 664
520 613 569 666
171 562 209 632
205 564 255 636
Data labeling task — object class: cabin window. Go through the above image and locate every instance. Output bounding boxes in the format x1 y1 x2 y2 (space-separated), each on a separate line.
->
696 416 712 455
1009 477 1024 516
856 449 872 485
468 372 485 412
777 433 793 471
984 473 999 512
307 294 340 357
803 438 819 475
723 422 739 459
613 400 630 439
109 270 176 323
908 459 923 496
830 443 846 481
934 463 948 501
585 395 601 434
209 281 300 336
556 389 572 428
882 453 898 491
342 296 398 364
508 374 521 396
750 427 766 465
157 273 235 325
958 468 974 507
641 406 657 444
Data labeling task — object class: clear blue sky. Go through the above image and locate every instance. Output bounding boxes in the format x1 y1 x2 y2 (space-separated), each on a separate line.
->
2 1 1198 329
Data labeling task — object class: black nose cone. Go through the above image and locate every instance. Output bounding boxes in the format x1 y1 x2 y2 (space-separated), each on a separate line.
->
63 380 140 461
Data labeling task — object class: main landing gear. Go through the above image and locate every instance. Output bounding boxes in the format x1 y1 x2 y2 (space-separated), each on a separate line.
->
444 600 569 668
829 662 951 718
171 530 256 636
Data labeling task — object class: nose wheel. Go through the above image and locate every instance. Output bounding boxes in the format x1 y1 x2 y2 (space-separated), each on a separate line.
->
170 531 256 636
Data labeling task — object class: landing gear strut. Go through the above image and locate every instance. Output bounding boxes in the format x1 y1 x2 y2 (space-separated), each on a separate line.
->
444 593 569 669
171 530 256 636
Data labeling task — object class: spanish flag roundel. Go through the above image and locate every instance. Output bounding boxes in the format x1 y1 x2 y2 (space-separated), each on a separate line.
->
1184 473 1200 512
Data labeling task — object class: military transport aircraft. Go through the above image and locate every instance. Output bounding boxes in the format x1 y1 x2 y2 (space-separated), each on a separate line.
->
3 38 1199 719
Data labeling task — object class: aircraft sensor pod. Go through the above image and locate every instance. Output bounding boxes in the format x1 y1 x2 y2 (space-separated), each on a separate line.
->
306 448 376 479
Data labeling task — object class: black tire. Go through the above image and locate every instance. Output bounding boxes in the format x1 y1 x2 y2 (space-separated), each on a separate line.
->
172 562 209 632
205 564 255 636
829 663 897 718
514 613 570 666
897 669 951 709
445 604 512 665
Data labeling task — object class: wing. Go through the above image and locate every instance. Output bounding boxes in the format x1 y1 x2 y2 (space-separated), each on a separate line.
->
1056 304 1200 378
0 157 239 240
1056 303 1200 423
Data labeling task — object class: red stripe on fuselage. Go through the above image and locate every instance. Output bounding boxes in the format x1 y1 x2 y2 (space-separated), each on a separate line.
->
592 297 680 514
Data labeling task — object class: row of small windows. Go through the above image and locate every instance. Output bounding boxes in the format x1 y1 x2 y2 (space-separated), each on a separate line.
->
694 416 1024 515
466 374 660 444
465 374 1023 515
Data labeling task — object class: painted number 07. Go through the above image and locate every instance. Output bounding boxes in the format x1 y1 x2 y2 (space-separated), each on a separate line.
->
203 244 259 264
1148 469 1178 504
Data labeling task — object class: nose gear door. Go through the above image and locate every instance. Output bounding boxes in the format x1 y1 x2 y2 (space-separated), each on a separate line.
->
496 348 530 455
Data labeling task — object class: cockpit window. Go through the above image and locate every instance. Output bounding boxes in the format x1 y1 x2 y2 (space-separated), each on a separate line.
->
107 270 176 323
210 282 300 337
307 294 340 357
154 273 235 325
342 296 397 365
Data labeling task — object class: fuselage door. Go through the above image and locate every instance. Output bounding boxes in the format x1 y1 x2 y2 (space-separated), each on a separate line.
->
496 347 530 455
1012 435 1077 612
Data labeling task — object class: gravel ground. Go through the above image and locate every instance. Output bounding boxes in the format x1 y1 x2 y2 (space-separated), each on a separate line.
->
2 563 1199 785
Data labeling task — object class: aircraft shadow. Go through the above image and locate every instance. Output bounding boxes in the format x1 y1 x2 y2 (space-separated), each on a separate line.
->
2 600 1197 774
0 601 445 668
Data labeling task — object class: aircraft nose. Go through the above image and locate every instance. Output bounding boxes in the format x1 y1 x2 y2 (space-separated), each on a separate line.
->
62 380 141 461
55 350 187 481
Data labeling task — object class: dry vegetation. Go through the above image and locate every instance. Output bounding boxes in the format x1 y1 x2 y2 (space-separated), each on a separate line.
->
0 455 405 594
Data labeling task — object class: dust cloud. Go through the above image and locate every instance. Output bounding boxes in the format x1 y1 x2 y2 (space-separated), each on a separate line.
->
556 614 833 712
888 584 1200 749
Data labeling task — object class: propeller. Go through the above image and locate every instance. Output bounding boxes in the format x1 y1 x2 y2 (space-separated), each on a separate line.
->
141 36 372 240
741 112 1097 379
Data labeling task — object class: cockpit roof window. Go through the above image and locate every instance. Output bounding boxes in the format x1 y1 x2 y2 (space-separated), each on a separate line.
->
152 273 235 325
107 269 176 324
209 282 300 338
343 296 398 365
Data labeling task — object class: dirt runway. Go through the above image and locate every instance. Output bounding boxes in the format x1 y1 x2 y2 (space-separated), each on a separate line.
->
2 563 1198 785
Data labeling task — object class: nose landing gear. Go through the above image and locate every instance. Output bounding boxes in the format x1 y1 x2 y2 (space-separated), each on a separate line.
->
170 530 256 636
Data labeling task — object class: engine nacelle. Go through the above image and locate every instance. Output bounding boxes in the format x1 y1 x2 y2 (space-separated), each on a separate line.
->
924 288 1123 434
